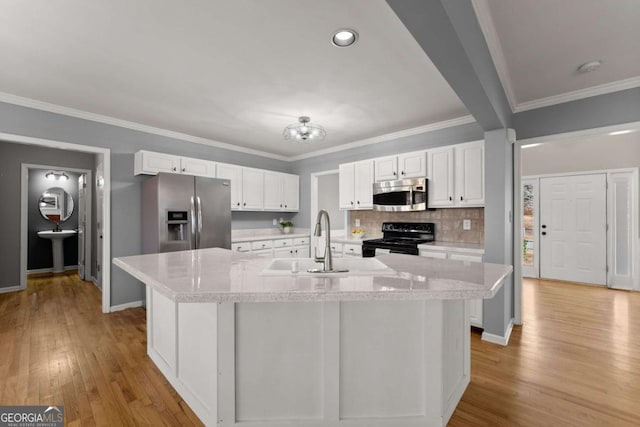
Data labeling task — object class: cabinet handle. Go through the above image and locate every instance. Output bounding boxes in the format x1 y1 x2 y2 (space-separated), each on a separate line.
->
449 196 453 201
285 205 287 208
393 171 396 176
401 171 405 175
182 168 186 172
460 196 463 201
357 201 360 205
172 167 177 172
280 204 283 207
243 202 246 206
237 202 240 206
262 244 266 248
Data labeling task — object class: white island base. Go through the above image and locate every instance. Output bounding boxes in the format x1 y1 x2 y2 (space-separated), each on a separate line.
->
146 285 470 427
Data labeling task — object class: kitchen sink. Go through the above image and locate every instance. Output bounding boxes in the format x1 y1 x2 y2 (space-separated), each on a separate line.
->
260 257 396 276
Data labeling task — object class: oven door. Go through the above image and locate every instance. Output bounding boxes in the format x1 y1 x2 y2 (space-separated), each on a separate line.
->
372 178 427 212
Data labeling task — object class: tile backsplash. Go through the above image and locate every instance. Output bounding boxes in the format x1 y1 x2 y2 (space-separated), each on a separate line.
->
350 208 484 244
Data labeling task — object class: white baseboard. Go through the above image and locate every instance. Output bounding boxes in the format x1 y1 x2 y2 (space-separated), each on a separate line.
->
0 285 22 294
110 300 144 312
481 319 514 346
27 265 78 274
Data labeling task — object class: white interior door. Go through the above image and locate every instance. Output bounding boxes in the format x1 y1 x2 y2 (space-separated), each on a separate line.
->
521 178 539 278
540 174 607 285
78 174 86 279
95 159 104 288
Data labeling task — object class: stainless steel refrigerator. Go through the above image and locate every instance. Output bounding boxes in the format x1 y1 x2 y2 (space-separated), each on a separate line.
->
142 173 231 253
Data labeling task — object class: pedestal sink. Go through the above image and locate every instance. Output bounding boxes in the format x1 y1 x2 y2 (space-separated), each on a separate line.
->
37 230 77 273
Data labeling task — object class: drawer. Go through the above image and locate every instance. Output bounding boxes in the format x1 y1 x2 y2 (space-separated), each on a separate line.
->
252 249 273 258
231 243 251 252
273 238 294 247
343 244 362 256
449 253 483 263
419 250 447 259
251 240 273 250
329 243 343 253
293 237 310 246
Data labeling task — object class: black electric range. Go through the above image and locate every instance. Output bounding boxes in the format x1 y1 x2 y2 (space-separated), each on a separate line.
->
362 222 435 257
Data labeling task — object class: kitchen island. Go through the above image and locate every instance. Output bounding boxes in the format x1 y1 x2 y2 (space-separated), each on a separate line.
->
113 248 512 427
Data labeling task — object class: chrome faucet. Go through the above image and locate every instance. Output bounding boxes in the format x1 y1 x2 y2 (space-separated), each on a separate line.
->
313 209 333 272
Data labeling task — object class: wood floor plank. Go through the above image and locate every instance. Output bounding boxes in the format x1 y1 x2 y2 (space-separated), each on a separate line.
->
1 273 639 426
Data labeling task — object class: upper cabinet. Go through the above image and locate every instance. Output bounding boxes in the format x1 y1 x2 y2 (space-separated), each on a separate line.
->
264 171 299 212
135 151 216 177
217 163 243 209
427 141 484 208
374 151 426 182
339 160 374 210
135 151 299 212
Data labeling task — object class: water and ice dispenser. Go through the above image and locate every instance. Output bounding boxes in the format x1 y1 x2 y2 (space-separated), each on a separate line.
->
166 210 189 241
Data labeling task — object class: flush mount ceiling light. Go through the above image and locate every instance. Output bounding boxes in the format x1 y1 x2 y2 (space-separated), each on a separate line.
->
283 116 326 143
45 171 69 181
332 28 358 47
577 60 602 74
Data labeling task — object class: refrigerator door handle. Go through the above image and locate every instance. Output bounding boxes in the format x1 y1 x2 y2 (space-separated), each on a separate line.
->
190 196 197 249
197 196 203 249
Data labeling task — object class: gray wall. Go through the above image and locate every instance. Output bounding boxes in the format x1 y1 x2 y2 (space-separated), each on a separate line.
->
291 122 485 227
317 173 343 230
0 101 292 306
28 169 81 270
0 142 95 288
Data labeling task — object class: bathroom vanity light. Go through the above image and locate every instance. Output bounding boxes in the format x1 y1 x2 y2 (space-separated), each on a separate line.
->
45 171 69 181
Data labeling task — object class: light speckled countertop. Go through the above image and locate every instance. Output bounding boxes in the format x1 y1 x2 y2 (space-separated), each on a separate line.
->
231 228 310 242
113 248 511 303
418 241 484 255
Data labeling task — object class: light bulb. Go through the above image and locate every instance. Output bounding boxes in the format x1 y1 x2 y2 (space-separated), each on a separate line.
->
289 129 297 136
312 129 319 136
301 126 308 133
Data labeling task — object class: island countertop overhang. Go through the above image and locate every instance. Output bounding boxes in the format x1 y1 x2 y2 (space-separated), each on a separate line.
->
113 247 512 303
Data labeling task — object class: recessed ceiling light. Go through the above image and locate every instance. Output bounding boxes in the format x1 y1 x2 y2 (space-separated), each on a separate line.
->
608 129 634 136
332 29 358 47
577 60 602 74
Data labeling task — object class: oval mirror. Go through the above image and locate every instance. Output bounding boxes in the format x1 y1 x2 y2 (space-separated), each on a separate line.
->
39 187 74 223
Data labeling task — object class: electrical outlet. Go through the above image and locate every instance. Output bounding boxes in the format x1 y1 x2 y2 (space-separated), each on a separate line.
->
272 218 278 226
355 219 361 227
463 219 471 230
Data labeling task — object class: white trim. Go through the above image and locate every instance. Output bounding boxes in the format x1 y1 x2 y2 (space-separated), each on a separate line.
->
91 276 102 289
523 167 637 180
0 285 21 294
0 91 477 163
471 0 517 112
0 92 288 162
513 144 523 325
481 319 514 346
27 266 79 274
288 115 477 161
514 77 640 113
517 121 640 147
110 300 144 312
4 132 112 313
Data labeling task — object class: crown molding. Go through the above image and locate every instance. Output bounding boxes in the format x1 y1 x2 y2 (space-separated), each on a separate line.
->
471 0 517 112
513 77 640 113
0 92 289 162
288 115 477 161
517 120 640 146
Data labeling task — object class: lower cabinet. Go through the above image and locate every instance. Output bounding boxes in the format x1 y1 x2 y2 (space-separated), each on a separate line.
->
231 236 310 259
420 249 484 328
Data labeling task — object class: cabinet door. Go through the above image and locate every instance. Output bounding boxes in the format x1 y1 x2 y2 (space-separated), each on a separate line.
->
180 157 216 177
273 247 294 258
398 151 426 178
242 168 264 210
449 253 483 263
354 160 374 209
135 151 181 175
468 299 483 328
293 246 310 258
419 250 447 259
374 155 398 182
263 171 284 211
427 147 455 207
282 174 299 211
217 163 243 209
339 163 355 209
455 141 484 206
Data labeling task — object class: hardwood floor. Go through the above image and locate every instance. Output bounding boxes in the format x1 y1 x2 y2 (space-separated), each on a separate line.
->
1 275 639 426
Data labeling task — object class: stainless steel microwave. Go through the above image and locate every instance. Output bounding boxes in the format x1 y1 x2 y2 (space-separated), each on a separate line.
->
372 177 428 212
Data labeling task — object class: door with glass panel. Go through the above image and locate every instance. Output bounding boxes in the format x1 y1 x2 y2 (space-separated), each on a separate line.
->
522 179 539 278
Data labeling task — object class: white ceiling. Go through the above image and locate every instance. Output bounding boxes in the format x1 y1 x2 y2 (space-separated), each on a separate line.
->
474 0 640 112
4 1 637 159
0 0 469 158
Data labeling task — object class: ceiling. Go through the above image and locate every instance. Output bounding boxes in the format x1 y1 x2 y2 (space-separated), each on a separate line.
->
474 0 640 112
2 1 638 159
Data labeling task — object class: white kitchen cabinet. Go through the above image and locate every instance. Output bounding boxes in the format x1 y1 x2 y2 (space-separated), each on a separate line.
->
374 151 426 182
427 141 484 208
343 243 362 257
273 247 294 258
217 163 244 210
264 172 299 211
231 242 251 253
135 150 182 175
241 168 264 210
454 141 484 206
180 156 216 177
420 249 484 327
339 160 374 210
